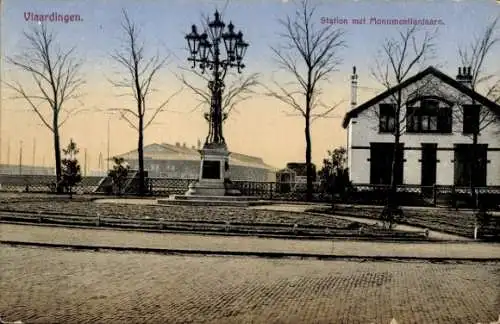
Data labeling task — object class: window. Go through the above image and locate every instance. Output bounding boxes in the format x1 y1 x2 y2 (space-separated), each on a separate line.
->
437 107 452 133
369 143 404 185
379 104 396 133
406 99 452 133
463 105 480 134
420 99 439 131
454 144 487 186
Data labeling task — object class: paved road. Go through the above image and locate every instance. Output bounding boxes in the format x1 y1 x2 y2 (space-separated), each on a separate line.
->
2 223 499 259
1 246 499 324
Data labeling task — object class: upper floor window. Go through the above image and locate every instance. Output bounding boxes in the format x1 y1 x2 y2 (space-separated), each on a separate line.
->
379 103 396 133
462 104 480 134
406 98 452 133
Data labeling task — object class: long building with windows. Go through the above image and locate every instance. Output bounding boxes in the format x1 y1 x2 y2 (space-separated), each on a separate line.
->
114 142 277 182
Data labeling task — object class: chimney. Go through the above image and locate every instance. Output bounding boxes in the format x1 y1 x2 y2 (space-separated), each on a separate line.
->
175 142 180 147
191 145 196 150
457 66 472 87
351 66 358 108
197 139 201 149
456 67 463 81
182 142 186 148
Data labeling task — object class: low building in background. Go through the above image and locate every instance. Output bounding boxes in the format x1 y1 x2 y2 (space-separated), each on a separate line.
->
0 164 55 175
276 162 318 192
113 142 277 182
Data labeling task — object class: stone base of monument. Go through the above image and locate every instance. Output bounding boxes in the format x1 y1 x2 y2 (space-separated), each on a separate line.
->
158 194 273 207
185 179 227 196
157 144 273 206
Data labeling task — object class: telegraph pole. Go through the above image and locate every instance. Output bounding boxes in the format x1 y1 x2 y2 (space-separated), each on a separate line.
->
7 139 10 165
32 137 36 166
84 148 87 176
107 118 110 171
98 152 103 171
19 140 23 175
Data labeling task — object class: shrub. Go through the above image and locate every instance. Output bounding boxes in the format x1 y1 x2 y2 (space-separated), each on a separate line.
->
108 157 130 195
60 139 82 197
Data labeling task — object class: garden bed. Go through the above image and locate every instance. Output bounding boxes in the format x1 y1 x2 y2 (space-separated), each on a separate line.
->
0 194 428 240
306 205 500 239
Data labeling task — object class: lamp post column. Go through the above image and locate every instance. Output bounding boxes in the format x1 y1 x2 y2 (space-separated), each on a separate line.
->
184 10 249 196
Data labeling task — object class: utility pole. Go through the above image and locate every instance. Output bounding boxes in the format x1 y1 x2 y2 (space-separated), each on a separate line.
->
98 152 103 171
32 137 36 166
84 148 87 176
107 118 110 171
19 140 23 175
7 139 10 165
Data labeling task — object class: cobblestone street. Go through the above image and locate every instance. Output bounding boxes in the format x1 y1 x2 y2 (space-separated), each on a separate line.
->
1 246 499 324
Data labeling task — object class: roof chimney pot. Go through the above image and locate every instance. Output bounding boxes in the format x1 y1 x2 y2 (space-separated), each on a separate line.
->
350 65 358 108
457 66 472 87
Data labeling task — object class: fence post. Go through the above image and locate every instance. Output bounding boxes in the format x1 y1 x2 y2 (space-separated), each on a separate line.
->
432 184 437 206
451 185 456 209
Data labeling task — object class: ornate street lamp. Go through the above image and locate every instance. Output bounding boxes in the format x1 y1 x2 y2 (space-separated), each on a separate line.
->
184 10 249 196
185 10 248 147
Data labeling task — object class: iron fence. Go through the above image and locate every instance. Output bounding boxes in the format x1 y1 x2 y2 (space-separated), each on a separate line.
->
0 174 499 208
0 175 103 194
148 178 197 196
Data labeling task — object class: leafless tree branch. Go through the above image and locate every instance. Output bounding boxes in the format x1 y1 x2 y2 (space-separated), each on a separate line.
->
450 16 500 134
177 67 260 121
144 87 183 129
369 25 437 200
263 0 346 201
5 23 85 186
459 17 500 92
109 10 180 194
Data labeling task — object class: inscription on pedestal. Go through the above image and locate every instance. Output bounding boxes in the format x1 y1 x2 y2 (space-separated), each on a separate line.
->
202 160 221 179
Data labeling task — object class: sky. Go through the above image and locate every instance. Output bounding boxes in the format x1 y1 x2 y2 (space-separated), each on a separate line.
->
1 0 499 172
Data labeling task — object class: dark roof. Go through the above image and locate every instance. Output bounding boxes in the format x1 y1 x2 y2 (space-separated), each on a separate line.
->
342 66 500 128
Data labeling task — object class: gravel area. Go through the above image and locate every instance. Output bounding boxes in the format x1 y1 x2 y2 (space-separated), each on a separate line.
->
1 246 499 324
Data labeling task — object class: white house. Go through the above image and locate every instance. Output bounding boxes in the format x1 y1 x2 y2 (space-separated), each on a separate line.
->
342 66 500 187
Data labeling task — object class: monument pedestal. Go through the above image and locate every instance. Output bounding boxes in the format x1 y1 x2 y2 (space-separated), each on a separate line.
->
185 144 241 196
159 144 274 206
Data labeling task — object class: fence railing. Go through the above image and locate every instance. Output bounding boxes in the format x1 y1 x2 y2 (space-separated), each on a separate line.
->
0 174 499 208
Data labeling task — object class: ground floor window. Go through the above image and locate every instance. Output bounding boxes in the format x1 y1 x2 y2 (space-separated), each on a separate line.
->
369 143 404 185
454 144 487 186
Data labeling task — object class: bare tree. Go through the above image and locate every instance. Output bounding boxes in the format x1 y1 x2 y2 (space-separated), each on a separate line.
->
370 25 437 213
5 24 85 192
453 16 500 207
178 69 260 123
263 0 346 201
110 10 182 195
